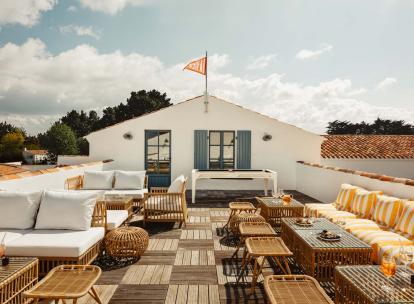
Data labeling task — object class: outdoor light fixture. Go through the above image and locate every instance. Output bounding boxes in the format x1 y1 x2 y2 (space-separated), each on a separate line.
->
123 132 133 140
262 133 272 141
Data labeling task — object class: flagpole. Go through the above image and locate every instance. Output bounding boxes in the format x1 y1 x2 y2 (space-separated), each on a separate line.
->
204 50 208 113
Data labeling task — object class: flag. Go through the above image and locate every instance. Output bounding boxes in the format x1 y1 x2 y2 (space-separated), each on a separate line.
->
183 56 207 75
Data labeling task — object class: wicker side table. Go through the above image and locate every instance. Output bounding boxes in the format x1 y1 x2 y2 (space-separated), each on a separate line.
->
105 227 149 257
257 197 304 226
229 213 266 236
0 257 38 304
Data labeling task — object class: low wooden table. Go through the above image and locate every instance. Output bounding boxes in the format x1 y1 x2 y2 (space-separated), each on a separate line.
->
257 197 304 226
281 218 372 283
23 265 102 304
98 197 134 219
0 257 38 304
335 265 414 304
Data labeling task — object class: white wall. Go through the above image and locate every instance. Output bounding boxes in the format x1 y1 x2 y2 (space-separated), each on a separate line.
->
58 155 91 166
86 96 323 190
296 162 414 203
0 162 110 191
322 158 414 180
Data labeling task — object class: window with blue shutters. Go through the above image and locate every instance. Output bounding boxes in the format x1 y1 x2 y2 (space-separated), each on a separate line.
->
209 131 235 169
237 130 251 169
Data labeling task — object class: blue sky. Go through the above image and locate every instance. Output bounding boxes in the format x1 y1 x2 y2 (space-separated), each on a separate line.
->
0 0 413 134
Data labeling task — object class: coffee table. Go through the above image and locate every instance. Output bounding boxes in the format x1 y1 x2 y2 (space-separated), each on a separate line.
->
335 265 414 304
256 197 304 227
97 197 134 219
281 218 372 283
0 257 38 304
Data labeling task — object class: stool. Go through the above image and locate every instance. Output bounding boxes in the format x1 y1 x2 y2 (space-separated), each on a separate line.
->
224 202 256 230
23 265 102 304
105 226 149 257
229 213 265 236
232 222 276 258
237 237 293 293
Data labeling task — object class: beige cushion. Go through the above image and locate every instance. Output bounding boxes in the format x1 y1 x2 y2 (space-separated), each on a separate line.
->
0 229 33 246
146 196 182 210
6 227 104 258
35 190 99 231
0 191 43 229
83 171 114 190
106 210 128 230
168 175 185 193
114 170 146 190
104 189 148 199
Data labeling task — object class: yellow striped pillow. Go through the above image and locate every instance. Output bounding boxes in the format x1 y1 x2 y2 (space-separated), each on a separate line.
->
351 190 377 218
372 195 403 228
395 201 414 236
335 184 358 211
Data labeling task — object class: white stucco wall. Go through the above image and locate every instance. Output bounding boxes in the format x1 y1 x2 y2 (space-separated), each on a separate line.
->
86 96 323 190
58 155 91 165
296 162 414 203
321 158 414 180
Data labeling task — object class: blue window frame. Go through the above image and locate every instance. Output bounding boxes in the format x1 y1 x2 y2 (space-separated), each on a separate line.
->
145 130 171 175
209 131 235 170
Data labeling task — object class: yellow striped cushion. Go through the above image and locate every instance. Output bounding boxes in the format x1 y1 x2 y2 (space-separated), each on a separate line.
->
371 195 403 228
350 190 378 219
318 210 356 222
304 203 336 217
335 184 358 211
372 240 414 264
395 201 414 236
342 219 381 234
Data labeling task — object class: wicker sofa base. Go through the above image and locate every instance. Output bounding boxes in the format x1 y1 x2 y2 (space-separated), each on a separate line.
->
37 240 103 277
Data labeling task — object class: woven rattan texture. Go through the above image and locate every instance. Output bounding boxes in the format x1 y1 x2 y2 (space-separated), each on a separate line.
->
228 202 256 211
105 227 149 257
294 229 372 249
246 237 292 257
229 213 265 235
239 222 276 236
282 218 342 231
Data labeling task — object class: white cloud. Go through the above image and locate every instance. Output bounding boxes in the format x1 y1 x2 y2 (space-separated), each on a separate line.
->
59 25 101 40
78 0 149 14
0 0 56 27
246 54 277 70
375 77 397 90
68 5 78 12
296 43 333 60
0 39 412 135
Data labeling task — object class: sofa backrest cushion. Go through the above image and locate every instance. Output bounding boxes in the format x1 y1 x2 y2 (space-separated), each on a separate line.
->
83 171 114 190
113 170 146 190
35 190 99 231
395 201 414 236
350 190 378 219
372 195 403 228
0 191 43 229
168 175 185 193
335 184 358 211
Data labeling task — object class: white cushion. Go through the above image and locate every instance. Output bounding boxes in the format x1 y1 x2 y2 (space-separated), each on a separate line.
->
168 175 185 193
0 191 43 229
6 227 105 257
106 210 128 230
83 171 114 190
104 189 148 199
114 170 146 190
35 190 100 231
0 229 33 246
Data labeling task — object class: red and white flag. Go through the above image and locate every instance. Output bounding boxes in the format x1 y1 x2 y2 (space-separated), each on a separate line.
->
183 56 207 75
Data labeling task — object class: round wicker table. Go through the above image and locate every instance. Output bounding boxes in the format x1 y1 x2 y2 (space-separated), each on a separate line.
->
229 213 266 236
105 227 149 258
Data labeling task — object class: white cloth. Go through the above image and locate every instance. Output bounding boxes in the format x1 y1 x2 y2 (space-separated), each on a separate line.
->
0 191 43 229
168 175 185 193
0 229 33 245
83 170 114 190
114 170 146 190
106 210 128 230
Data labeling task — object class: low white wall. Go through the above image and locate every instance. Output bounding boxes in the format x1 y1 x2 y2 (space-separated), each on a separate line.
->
0 162 110 191
296 162 414 203
57 155 91 166
322 158 414 180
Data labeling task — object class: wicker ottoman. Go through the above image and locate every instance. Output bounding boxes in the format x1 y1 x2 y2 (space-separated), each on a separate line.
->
105 227 149 258
229 213 266 236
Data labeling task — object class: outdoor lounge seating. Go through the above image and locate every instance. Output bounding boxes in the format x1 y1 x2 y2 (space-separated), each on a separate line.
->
305 183 414 263
143 175 188 226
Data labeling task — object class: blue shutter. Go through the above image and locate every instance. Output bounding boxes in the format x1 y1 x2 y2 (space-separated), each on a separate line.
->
194 130 208 169
237 130 251 169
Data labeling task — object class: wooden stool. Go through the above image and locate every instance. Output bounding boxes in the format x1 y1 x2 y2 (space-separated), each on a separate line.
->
229 213 265 236
232 222 276 258
224 202 256 230
237 237 293 293
23 265 102 304
105 226 149 257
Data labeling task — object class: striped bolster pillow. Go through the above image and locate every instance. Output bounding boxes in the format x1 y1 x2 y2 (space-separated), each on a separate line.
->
395 201 414 236
335 184 358 211
372 195 403 228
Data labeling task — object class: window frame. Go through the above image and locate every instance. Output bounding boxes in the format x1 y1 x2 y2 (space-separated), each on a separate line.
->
145 130 171 175
208 130 235 170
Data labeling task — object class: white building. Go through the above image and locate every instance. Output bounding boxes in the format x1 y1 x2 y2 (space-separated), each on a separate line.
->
85 95 323 190
22 149 48 164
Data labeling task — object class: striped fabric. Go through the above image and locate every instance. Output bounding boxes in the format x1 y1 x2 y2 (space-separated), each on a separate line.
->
373 241 414 264
317 209 356 221
335 184 358 211
395 201 414 236
371 195 403 228
304 203 336 217
350 190 378 219
340 219 381 234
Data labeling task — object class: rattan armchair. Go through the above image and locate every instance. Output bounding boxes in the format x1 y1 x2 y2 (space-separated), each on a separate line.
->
143 178 188 227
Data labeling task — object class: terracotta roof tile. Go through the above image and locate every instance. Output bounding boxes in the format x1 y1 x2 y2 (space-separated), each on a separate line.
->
24 149 48 155
0 164 29 177
322 135 414 159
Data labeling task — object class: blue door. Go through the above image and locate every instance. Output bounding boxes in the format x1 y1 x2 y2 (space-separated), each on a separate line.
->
145 130 171 187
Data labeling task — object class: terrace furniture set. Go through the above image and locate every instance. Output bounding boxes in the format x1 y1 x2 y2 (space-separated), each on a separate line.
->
257 196 305 226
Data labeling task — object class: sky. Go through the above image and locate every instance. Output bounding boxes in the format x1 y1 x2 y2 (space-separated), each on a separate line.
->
0 0 413 135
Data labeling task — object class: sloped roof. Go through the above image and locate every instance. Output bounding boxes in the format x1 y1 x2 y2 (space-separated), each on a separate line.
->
321 135 414 159
24 149 48 155
0 164 29 176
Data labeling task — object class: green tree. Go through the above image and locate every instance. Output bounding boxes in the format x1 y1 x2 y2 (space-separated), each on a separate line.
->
43 123 79 160
0 122 25 138
327 118 414 135
0 131 25 162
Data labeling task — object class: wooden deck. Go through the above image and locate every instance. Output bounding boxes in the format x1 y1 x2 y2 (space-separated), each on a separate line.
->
76 191 320 304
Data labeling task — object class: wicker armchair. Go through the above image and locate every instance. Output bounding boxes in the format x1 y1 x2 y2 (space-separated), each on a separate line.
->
143 178 188 227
